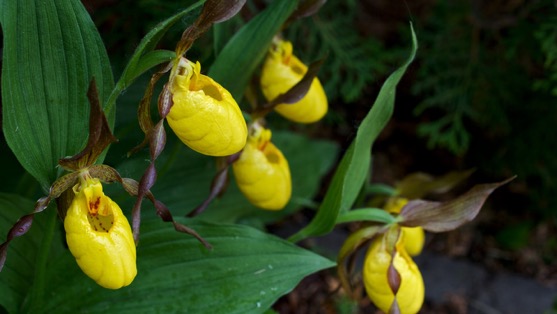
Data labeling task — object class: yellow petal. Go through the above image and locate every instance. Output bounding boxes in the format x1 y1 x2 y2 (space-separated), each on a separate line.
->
260 40 328 123
384 197 409 214
363 233 425 314
64 179 137 289
167 60 247 156
232 131 291 210
401 226 425 256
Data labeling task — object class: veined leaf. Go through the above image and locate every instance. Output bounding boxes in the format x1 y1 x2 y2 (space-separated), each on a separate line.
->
1 0 114 191
209 0 298 101
0 194 55 314
288 24 418 243
42 219 335 314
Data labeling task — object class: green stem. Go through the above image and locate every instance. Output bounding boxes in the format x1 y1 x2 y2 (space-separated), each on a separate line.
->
27 208 58 313
336 208 397 225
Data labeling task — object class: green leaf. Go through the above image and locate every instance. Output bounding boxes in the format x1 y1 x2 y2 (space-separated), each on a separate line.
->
208 0 298 101
288 24 418 243
0 194 56 314
336 208 396 225
1 0 114 191
105 0 205 113
42 219 335 313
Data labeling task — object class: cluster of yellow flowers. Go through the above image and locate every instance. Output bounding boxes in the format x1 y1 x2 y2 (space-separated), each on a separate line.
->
63 37 329 289
165 37 327 211
232 38 328 210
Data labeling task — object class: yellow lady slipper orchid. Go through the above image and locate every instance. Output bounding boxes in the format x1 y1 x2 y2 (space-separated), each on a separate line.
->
384 197 425 256
363 232 425 314
232 125 291 210
167 59 247 156
64 177 137 289
260 39 328 123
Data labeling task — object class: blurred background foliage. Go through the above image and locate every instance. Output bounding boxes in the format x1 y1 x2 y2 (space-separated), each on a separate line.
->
1 0 556 293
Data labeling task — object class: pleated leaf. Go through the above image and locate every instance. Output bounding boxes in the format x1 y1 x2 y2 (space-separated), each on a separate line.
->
1 0 114 191
0 194 49 314
42 218 335 313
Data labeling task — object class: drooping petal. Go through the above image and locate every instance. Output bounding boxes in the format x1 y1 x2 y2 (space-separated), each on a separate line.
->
64 178 137 289
260 39 327 123
167 60 247 156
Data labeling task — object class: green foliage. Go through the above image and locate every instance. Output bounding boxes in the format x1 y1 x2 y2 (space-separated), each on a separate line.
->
288 25 417 243
285 1 394 103
1 0 114 191
0 194 47 314
411 1 476 155
411 0 557 215
534 16 557 96
40 218 333 314
0 1 346 312
495 222 533 251
0 0 435 312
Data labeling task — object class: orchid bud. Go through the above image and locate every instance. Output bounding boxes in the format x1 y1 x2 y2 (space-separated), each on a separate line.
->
385 197 425 256
363 230 425 314
64 177 137 289
167 59 247 156
260 39 328 123
232 125 291 210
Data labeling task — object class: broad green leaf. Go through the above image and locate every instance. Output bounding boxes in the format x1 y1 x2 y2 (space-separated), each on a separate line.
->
209 0 298 101
1 0 114 191
105 0 205 113
288 24 418 243
0 194 59 314
42 218 335 313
